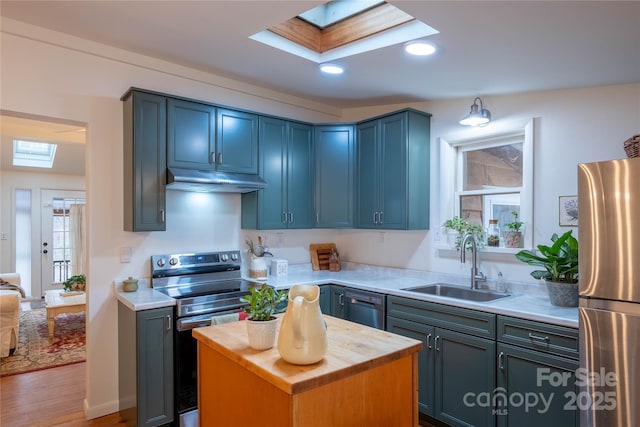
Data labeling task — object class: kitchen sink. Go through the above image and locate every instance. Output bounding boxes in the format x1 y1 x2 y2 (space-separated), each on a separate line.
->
402 283 511 302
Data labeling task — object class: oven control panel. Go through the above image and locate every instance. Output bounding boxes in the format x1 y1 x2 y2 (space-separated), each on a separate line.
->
151 250 242 276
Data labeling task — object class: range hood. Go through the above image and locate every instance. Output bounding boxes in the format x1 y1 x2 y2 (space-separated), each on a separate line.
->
166 167 267 193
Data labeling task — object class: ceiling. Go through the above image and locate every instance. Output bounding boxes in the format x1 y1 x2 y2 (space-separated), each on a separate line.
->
1 1 639 109
0 114 86 175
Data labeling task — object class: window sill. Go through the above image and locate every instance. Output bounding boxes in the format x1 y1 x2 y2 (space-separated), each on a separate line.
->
434 243 529 255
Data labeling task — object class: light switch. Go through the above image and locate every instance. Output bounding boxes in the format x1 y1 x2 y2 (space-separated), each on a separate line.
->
120 247 132 263
0 232 7 241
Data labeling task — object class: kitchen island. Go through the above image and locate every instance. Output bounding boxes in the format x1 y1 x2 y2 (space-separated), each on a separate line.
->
193 315 422 426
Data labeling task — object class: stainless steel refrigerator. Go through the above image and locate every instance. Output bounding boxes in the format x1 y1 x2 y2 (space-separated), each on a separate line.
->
578 157 640 427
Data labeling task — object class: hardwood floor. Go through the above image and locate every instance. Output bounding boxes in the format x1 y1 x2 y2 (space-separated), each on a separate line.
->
0 362 126 427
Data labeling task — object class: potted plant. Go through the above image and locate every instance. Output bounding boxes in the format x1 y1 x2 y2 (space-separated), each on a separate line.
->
442 216 485 250
63 274 86 292
515 230 579 306
503 211 524 248
240 283 288 350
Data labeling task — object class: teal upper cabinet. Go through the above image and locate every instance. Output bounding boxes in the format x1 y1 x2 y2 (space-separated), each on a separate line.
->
167 98 216 170
123 90 167 232
216 108 259 174
241 117 313 229
314 125 355 228
355 109 431 230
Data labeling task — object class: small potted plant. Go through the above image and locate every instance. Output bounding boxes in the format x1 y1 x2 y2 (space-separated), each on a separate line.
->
503 211 524 248
63 274 86 292
240 283 288 350
515 230 579 306
442 216 485 250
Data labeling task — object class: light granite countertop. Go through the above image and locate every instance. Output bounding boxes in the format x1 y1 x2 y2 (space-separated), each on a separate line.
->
113 263 579 328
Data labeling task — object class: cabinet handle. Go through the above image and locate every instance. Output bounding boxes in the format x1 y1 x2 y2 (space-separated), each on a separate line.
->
210 152 216 164
282 212 288 224
166 315 172 331
316 212 319 224
426 333 432 350
160 209 165 223
373 211 379 224
218 153 223 164
379 211 384 224
288 212 293 223
499 351 506 370
528 333 550 343
435 335 440 351
339 293 344 306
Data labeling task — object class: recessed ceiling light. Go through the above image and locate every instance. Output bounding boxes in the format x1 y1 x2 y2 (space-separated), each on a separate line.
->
320 63 344 74
404 41 436 56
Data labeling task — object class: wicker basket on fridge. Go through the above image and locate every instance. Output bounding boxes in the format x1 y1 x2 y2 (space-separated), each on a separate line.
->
624 134 640 158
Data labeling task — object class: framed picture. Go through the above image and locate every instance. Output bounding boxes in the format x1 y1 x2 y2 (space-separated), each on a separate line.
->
559 195 578 226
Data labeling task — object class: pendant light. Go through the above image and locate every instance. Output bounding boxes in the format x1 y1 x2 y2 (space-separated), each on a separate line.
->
459 97 491 126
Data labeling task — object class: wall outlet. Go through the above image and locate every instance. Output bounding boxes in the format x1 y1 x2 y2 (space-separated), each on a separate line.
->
0 232 8 240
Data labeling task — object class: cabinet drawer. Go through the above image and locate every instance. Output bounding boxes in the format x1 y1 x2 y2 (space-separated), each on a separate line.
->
497 315 578 359
387 295 495 339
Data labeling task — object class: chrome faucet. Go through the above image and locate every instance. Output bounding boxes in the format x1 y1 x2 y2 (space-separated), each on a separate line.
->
460 233 487 289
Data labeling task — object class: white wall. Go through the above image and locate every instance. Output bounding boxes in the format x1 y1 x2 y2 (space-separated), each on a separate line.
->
2 17 639 419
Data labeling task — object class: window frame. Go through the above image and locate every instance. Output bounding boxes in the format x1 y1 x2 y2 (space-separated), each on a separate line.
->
439 118 535 251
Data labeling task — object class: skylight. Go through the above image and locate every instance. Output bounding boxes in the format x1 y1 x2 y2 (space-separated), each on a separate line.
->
250 0 438 64
13 139 57 168
298 0 384 29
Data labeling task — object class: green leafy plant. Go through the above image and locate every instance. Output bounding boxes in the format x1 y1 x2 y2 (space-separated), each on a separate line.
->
515 230 578 283
63 274 86 292
505 211 524 232
442 216 485 250
240 283 288 321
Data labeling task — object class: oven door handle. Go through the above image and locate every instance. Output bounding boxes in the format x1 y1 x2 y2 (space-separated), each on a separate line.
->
177 315 213 331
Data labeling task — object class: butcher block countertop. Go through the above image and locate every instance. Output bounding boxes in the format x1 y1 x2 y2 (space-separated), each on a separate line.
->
194 315 423 426
192 315 422 394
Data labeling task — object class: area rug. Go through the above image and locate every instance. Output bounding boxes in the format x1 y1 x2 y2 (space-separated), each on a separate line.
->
0 307 85 377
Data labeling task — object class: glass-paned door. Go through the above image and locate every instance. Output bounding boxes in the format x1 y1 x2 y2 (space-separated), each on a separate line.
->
40 189 85 296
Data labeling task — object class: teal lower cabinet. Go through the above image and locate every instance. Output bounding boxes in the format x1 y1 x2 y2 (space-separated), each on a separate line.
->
118 303 174 427
387 296 496 427
496 315 579 427
319 285 330 314
330 285 345 318
436 328 496 426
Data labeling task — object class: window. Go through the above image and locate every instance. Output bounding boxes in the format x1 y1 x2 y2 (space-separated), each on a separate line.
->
51 197 86 282
13 139 57 168
440 119 534 250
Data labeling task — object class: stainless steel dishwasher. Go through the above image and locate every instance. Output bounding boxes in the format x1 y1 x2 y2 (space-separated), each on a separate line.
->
343 288 386 330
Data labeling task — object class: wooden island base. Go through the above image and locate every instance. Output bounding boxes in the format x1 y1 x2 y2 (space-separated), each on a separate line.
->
194 315 422 427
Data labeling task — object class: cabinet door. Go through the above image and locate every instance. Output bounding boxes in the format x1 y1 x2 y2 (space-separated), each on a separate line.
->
124 91 167 231
286 122 314 228
497 343 578 427
314 125 354 228
330 285 345 318
387 316 435 416
167 98 216 170
136 307 174 427
256 116 287 229
379 112 407 229
319 285 331 314
355 120 379 228
435 328 496 427
216 108 258 174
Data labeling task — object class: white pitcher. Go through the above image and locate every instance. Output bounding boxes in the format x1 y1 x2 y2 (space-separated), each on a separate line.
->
277 284 327 365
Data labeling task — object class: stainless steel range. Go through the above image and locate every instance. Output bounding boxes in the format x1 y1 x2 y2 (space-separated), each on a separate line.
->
151 250 253 427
